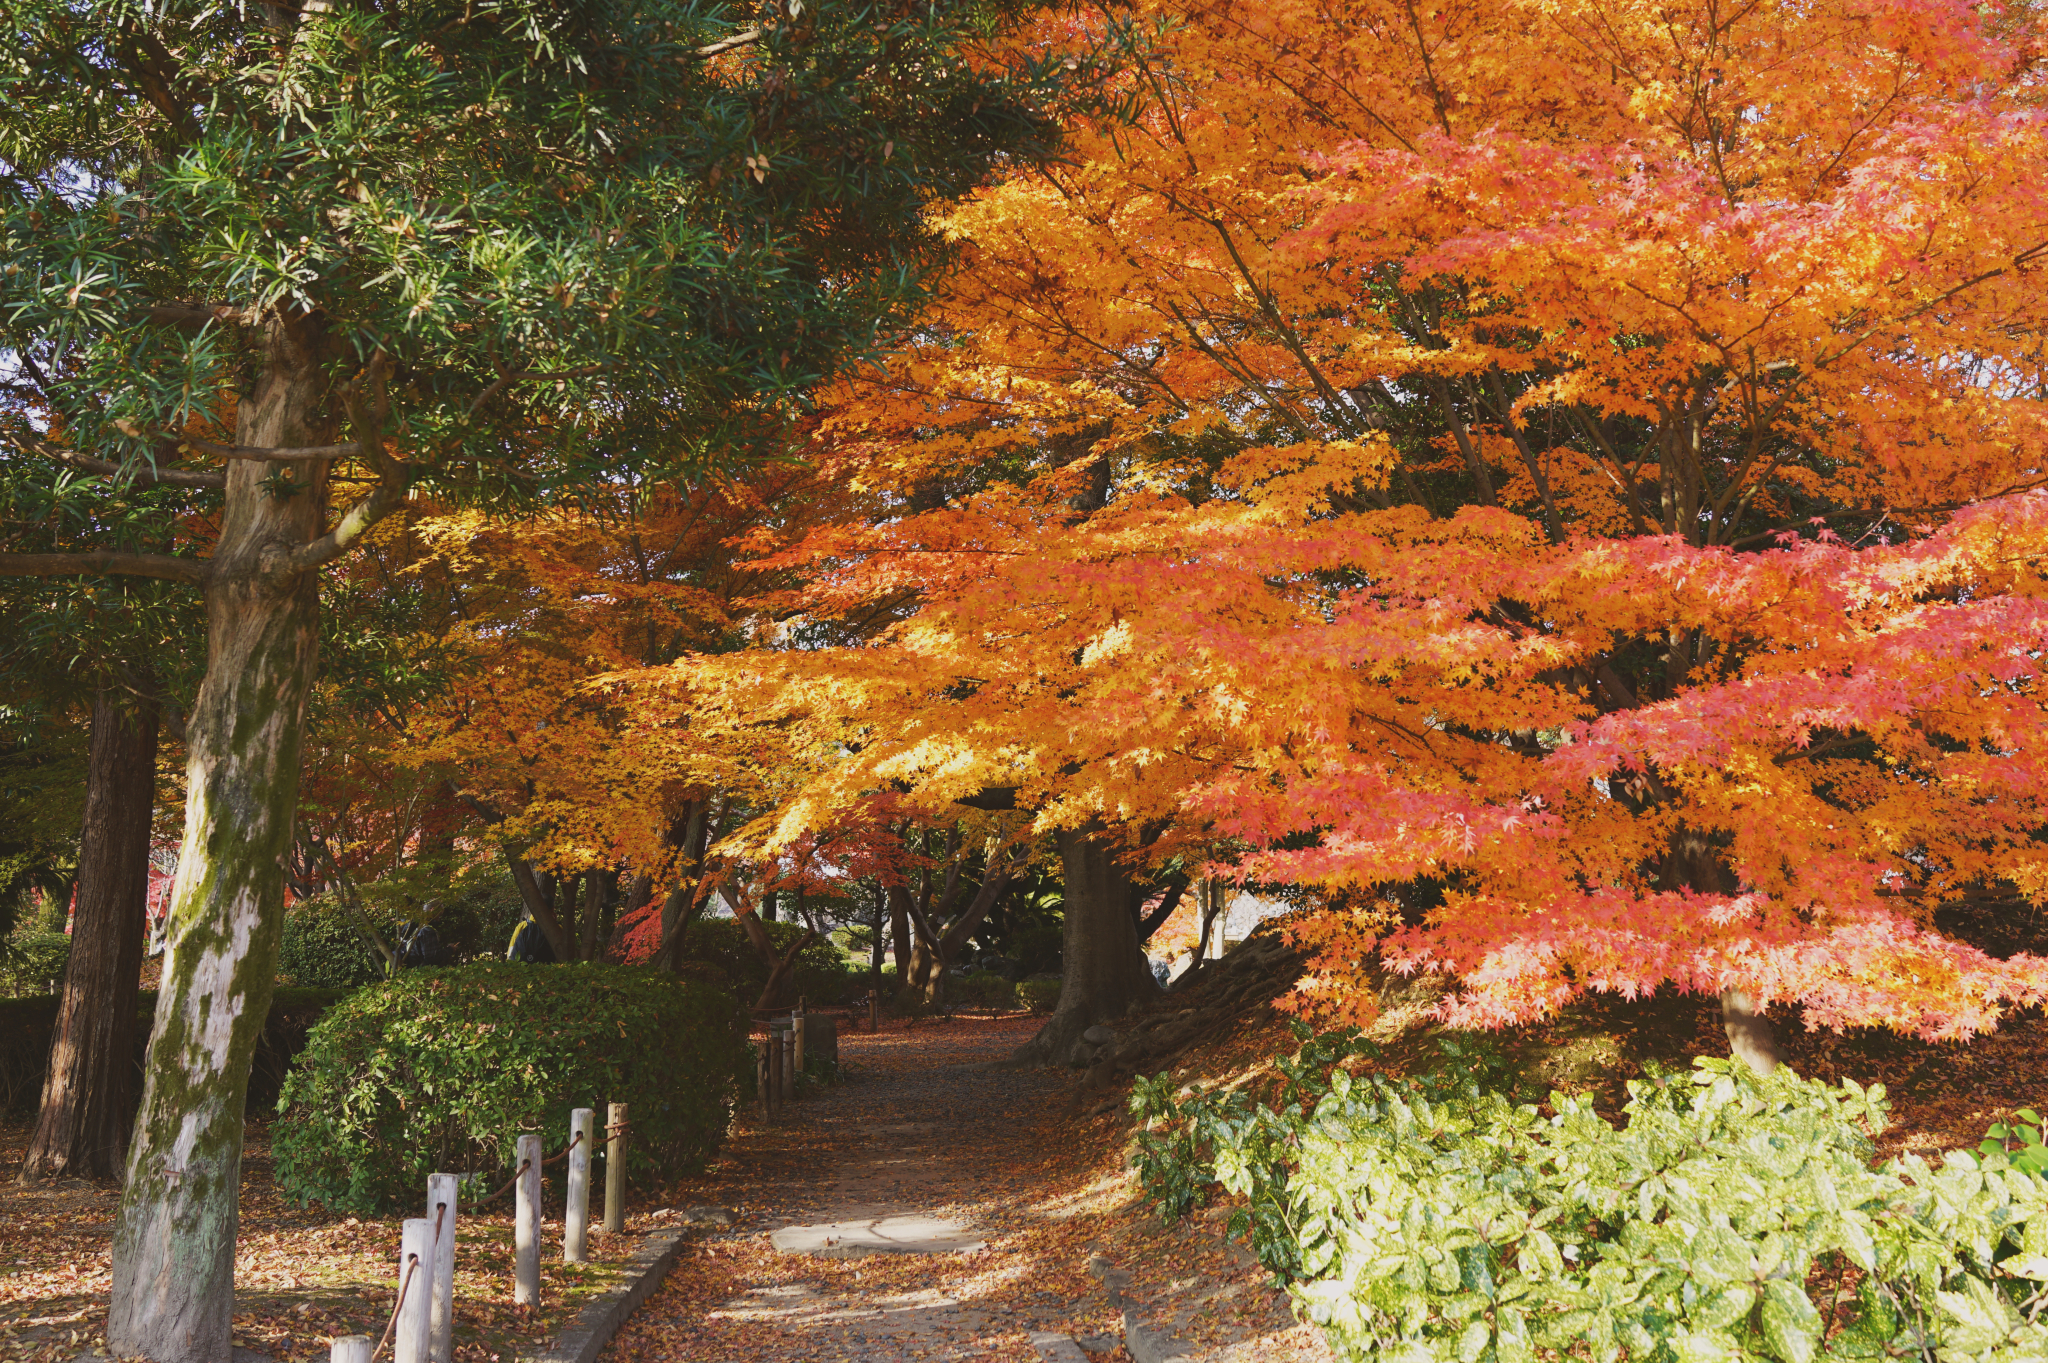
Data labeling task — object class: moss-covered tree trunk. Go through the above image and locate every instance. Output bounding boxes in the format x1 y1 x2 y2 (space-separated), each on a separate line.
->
20 686 161 1181
109 316 332 1363
1010 823 1158 1066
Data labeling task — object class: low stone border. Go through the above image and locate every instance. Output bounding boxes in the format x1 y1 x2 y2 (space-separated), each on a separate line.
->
519 1229 686 1363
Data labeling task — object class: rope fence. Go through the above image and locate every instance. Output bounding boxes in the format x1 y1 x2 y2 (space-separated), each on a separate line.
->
328 1104 630 1363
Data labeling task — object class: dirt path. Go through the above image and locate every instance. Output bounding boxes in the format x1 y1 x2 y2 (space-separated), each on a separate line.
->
616 1015 1104 1362
612 1013 1326 1363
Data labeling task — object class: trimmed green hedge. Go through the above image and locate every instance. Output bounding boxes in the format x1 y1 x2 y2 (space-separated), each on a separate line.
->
271 962 749 1213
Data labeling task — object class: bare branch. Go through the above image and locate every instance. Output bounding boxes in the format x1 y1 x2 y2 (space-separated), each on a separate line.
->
9 434 226 489
181 437 360 462
145 303 255 329
694 26 763 57
0 551 209 583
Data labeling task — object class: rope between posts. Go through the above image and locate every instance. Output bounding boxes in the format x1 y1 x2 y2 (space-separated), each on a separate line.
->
372 1252 421 1361
464 1158 531 1210
463 1128 593 1209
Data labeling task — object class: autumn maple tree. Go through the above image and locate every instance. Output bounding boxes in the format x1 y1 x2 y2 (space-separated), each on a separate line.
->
664 0 2048 1069
0 0 1075 1356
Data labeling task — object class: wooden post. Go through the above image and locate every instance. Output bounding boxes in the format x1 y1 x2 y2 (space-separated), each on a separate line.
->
781 1028 796 1100
514 1134 541 1306
756 1039 771 1117
426 1174 458 1363
330 1336 372 1363
793 1008 807 1080
766 1030 783 1115
603 1103 626 1234
564 1108 594 1263
396 1218 431 1363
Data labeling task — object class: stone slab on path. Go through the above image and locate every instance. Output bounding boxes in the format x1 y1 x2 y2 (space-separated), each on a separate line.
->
769 1214 986 1257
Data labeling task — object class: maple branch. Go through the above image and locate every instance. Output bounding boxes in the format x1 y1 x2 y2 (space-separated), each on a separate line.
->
1479 373 1564 542
0 550 210 583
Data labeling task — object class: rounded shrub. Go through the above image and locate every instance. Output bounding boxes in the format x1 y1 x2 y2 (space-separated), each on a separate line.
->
277 897 385 988
1 928 71 997
271 961 749 1213
1018 977 1060 1013
950 970 1017 1010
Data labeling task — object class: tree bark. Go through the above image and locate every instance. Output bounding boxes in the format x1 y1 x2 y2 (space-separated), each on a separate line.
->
109 313 332 1363
910 850 1021 1007
1010 822 1159 1066
20 686 161 1181
1720 987 1782 1074
887 881 912 983
1662 823 1783 1076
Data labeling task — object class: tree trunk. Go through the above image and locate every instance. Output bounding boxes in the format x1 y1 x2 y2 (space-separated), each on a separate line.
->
20 686 161 1181
912 852 1020 1007
1010 823 1158 1066
887 882 912 983
1663 824 1783 1076
109 314 332 1363
868 882 886 987
1720 988 1782 1074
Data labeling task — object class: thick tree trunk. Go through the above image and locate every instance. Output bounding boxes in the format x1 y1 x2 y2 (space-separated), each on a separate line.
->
1720 988 1782 1074
1010 823 1158 1066
1664 825 1784 1076
20 686 161 1181
109 315 332 1363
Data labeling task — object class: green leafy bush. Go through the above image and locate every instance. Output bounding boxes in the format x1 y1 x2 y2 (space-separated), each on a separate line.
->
277 898 385 989
272 962 749 1213
1133 1029 2048 1363
1018 977 1060 1013
949 970 1016 1010
1982 1108 2048 1177
0 928 70 997
678 918 851 1007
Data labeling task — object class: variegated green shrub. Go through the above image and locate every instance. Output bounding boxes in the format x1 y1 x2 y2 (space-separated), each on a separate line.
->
1132 1038 2048 1362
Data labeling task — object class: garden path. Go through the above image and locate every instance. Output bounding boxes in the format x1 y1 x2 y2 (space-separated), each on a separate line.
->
609 1014 1129 1362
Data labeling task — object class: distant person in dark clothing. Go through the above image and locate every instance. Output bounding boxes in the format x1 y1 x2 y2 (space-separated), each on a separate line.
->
507 916 556 963
397 921 452 967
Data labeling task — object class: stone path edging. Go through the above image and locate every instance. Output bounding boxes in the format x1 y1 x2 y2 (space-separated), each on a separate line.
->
520 1229 686 1363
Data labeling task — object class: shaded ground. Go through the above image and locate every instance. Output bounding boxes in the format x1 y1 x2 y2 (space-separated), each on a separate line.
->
0 1119 655 1363
612 1014 1329 1363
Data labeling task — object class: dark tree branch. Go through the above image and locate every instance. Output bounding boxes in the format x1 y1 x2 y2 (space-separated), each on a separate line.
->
181 437 360 462
11 436 225 489
145 304 254 329
0 551 209 583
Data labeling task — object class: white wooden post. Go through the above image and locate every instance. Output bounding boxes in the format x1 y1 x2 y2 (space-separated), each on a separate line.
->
514 1134 542 1305
396 1218 431 1363
603 1103 626 1234
330 1335 372 1363
426 1173 458 1363
564 1108 594 1263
